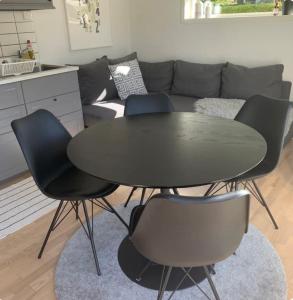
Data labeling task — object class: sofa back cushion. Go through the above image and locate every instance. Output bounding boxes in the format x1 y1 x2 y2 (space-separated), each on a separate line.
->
139 61 174 93
221 63 284 100
171 60 224 98
105 52 138 65
77 58 118 105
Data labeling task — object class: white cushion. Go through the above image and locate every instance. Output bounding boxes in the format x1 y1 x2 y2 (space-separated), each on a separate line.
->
108 59 147 100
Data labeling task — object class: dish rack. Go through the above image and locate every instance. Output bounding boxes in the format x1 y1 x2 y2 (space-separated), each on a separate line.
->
0 59 36 77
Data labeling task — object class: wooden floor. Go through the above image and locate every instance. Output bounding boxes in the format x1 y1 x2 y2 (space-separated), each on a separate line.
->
0 141 292 300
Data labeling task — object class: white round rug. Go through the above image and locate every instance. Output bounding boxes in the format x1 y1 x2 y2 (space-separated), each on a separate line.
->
55 201 287 300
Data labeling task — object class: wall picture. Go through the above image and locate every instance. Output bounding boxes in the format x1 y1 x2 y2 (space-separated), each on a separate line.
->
65 0 112 50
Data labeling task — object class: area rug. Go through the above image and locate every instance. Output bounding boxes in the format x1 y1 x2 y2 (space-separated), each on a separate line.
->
55 201 287 300
0 177 57 239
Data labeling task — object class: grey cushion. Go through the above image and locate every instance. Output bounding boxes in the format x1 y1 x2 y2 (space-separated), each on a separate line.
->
139 61 174 93
108 59 147 100
105 52 137 65
171 60 224 98
281 81 292 99
83 99 125 126
77 58 118 105
169 95 199 112
221 63 284 100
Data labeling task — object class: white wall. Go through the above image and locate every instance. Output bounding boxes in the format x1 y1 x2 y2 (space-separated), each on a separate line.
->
32 0 132 65
130 0 293 99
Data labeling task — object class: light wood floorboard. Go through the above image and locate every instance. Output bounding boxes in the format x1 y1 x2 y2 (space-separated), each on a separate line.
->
0 141 292 300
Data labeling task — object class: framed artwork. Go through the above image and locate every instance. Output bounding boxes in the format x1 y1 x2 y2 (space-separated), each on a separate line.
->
65 0 112 50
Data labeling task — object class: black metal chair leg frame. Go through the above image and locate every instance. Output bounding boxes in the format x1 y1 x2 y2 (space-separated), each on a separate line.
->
101 197 129 230
140 188 146 205
81 201 102 275
38 200 102 275
124 187 137 207
203 266 220 300
158 266 172 300
230 180 278 229
124 187 148 207
136 261 219 300
172 188 179 195
204 182 229 197
75 200 79 220
250 180 278 229
38 200 64 259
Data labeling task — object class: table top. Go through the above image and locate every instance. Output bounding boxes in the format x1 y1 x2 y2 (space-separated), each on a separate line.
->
67 113 267 188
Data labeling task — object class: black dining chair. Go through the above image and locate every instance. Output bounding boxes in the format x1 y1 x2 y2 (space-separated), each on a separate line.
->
205 95 290 229
123 93 175 207
130 191 250 300
11 109 128 276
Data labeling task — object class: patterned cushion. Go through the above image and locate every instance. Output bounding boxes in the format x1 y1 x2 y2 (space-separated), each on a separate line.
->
108 59 147 100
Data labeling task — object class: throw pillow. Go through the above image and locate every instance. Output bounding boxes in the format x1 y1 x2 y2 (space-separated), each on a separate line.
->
108 59 148 100
139 61 174 93
103 52 138 65
171 60 225 98
221 63 284 99
77 58 118 105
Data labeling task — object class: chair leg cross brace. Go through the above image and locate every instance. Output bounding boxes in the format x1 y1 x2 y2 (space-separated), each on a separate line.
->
156 265 220 300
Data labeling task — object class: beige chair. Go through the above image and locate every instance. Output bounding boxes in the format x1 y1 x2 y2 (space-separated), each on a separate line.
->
130 191 250 300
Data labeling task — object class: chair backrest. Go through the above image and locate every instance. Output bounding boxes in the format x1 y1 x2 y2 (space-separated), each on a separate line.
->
11 110 72 191
124 93 175 117
235 95 289 173
131 191 250 268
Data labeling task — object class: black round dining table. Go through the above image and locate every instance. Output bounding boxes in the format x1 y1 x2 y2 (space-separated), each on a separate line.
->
67 112 267 291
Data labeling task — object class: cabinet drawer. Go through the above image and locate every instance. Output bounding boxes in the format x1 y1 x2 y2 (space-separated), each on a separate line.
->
59 111 84 137
0 132 27 181
22 72 79 103
0 83 24 109
26 92 82 118
0 105 26 135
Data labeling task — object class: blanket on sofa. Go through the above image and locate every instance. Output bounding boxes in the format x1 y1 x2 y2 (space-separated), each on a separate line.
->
194 98 293 138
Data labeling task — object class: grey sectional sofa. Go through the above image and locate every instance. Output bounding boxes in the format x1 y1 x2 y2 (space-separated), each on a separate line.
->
77 54 293 144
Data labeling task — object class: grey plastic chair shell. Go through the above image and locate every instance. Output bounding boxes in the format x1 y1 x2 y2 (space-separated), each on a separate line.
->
130 190 250 268
124 93 175 117
234 94 290 179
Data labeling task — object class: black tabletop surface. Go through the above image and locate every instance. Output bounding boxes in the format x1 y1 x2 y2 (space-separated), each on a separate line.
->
67 113 267 188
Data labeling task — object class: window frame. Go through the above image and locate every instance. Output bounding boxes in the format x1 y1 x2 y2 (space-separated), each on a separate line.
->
180 0 292 22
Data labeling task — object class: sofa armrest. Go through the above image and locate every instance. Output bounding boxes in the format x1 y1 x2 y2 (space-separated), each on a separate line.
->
281 81 292 100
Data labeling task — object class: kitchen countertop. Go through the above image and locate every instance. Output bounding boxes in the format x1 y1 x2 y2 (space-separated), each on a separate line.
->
0 65 79 85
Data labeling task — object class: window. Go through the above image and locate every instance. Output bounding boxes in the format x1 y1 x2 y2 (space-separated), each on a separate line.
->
183 0 282 19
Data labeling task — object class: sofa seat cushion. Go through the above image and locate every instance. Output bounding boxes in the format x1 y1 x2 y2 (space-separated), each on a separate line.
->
139 61 174 93
221 63 284 99
83 99 125 126
172 60 224 98
169 95 199 112
194 97 293 139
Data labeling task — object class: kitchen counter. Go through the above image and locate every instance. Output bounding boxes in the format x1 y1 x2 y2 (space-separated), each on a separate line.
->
0 65 79 85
